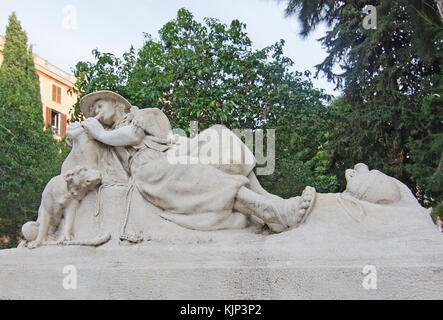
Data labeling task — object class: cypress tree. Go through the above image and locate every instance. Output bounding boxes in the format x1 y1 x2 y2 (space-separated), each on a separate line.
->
0 12 67 248
0 12 42 113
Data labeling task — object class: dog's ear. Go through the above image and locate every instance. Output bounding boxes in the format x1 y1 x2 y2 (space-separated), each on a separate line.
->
64 170 74 183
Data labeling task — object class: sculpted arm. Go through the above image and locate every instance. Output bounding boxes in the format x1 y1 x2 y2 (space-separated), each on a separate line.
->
82 118 145 147
96 125 145 146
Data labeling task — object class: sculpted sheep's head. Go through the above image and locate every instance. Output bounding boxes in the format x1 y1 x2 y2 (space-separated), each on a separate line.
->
345 163 401 204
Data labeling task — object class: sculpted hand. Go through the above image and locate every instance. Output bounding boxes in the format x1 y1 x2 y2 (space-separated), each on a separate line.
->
82 118 105 140
67 121 81 130
66 121 84 140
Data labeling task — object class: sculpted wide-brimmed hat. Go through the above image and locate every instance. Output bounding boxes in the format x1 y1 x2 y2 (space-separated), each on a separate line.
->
80 90 132 118
80 90 172 142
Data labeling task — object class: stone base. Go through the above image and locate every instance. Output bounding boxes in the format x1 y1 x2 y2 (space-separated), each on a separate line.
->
3 189 443 300
1 235 443 300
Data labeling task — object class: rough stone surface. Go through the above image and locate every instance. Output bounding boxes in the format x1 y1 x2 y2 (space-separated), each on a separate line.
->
1 233 442 299
1 188 442 300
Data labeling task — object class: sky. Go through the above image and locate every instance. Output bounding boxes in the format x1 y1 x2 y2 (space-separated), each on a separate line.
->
0 0 337 95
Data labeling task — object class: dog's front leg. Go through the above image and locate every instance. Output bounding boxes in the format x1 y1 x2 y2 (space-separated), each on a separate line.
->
61 199 80 242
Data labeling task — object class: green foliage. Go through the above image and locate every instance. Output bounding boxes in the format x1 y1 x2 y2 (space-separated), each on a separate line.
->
406 82 443 203
260 77 338 196
0 13 41 111
0 13 68 249
283 0 443 205
71 8 337 197
432 202 443 221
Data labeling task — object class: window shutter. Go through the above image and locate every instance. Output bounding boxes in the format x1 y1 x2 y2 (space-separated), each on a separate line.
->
60 113 67 136
52 85 62 103
52 85 56 102
45 107 52 128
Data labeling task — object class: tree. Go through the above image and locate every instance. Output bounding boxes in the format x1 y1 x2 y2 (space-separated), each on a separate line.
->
71 8 337 197
281 0 443 205
0 13 67 249
0 12 41 110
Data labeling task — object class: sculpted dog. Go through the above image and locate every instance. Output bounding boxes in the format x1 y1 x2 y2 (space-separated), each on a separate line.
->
23 166 101 249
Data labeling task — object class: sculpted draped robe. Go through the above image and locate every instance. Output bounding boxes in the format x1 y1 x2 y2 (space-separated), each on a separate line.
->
99 108 255 231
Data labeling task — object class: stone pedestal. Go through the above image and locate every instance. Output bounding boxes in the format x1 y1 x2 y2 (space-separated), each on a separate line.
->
2 186 442 300
1 227 442 299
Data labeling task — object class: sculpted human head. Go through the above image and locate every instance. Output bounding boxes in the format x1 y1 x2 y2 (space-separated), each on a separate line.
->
345 163 401 204
93 99 128 126
80 91 132 125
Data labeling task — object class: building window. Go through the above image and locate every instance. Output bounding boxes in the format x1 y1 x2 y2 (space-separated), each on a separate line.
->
51 110 60 135
52 84 61 104
46 107 67 137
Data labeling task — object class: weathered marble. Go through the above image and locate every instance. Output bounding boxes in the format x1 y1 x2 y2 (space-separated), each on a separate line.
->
2 90 441 300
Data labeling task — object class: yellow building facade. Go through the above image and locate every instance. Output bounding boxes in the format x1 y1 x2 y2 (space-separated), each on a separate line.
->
0 35 77 138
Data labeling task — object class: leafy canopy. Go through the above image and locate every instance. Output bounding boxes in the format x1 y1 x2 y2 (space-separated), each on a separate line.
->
71 8 338 197
282 0 442 205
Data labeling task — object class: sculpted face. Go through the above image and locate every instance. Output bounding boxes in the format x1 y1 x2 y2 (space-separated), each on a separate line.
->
93 99 115 126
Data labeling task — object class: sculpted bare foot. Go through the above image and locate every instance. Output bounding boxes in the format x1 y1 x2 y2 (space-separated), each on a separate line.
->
234 186 317 233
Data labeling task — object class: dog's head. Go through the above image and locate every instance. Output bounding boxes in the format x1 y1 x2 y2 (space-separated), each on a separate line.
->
64 166 102 198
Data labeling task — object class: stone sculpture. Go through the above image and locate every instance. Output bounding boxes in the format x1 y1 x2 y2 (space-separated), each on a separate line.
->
22 166 102 249
18 90 435 248
345 163 403 204
5 90 442 300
